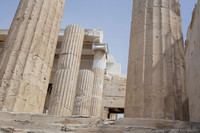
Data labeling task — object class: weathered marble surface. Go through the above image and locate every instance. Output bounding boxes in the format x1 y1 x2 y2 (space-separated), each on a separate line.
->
103 75 126 109
0 0 65 113
125 0 188 121
0 111 200 133
90 47 107 117
73 69 94 116
48 25 84 116
186 0 200 122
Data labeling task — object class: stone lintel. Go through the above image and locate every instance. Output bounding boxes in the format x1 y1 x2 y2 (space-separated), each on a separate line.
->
84 29 103 43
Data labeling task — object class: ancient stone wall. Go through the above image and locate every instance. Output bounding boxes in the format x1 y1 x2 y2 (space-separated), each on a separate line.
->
103 75 126 109
185 0 200 122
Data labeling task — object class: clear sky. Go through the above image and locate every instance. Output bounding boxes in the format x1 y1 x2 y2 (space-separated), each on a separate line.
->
0 0 197 74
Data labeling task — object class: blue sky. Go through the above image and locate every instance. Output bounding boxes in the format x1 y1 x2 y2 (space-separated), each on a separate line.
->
0 0 197 74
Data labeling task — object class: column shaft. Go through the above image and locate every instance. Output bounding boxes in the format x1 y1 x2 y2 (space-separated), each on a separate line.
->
0 0 65 113
186 0 200 122
125 0 188 121
72 69 94 116
48 25 84 116
90 50 106 117
110 113 118 120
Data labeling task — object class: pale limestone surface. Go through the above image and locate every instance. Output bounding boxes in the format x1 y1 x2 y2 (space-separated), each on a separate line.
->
90 45 107 117
185 0 200 122
48 25 84 116
125 0 188 121
0 0 65 113
73 69 94 116
0 111 200 133
103 75 126 109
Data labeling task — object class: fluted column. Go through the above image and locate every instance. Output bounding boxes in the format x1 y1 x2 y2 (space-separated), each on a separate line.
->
125 0 188 121
0 0 65 113
72 69 94 116
48 25 84 116
90 44 107 117
110 113 118 120
186 0 200 122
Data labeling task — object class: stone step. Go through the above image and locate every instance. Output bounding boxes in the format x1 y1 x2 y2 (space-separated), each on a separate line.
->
114 118 200 130
0 111 102 125
0 111 108 133
0 111 200 133
76 126 200 133
1 118 200 133
0 126 45 133
0 118 75 133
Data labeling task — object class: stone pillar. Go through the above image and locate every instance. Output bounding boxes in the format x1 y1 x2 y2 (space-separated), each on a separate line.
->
48 25 84 116
90 44 107 117
125 0 189 121
72 69 94 116
0 0 65 113
110 113 118 120
186 0 200 122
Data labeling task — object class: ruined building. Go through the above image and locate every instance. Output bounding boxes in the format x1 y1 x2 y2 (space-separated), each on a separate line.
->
0 28 126 119
0 0 200 132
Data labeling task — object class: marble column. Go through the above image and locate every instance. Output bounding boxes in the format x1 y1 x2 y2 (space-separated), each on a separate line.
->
125 0 189 121
0 0 65 113
110 113 118 120
48 25 84 116
90 44 107 117
186 0 200 122
72 69 94 116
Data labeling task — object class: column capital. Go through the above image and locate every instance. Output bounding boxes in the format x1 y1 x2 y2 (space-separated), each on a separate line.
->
92 43 109 53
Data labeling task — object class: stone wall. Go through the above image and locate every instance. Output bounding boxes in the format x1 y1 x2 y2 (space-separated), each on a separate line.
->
103 75 126 109
0 111 200 133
